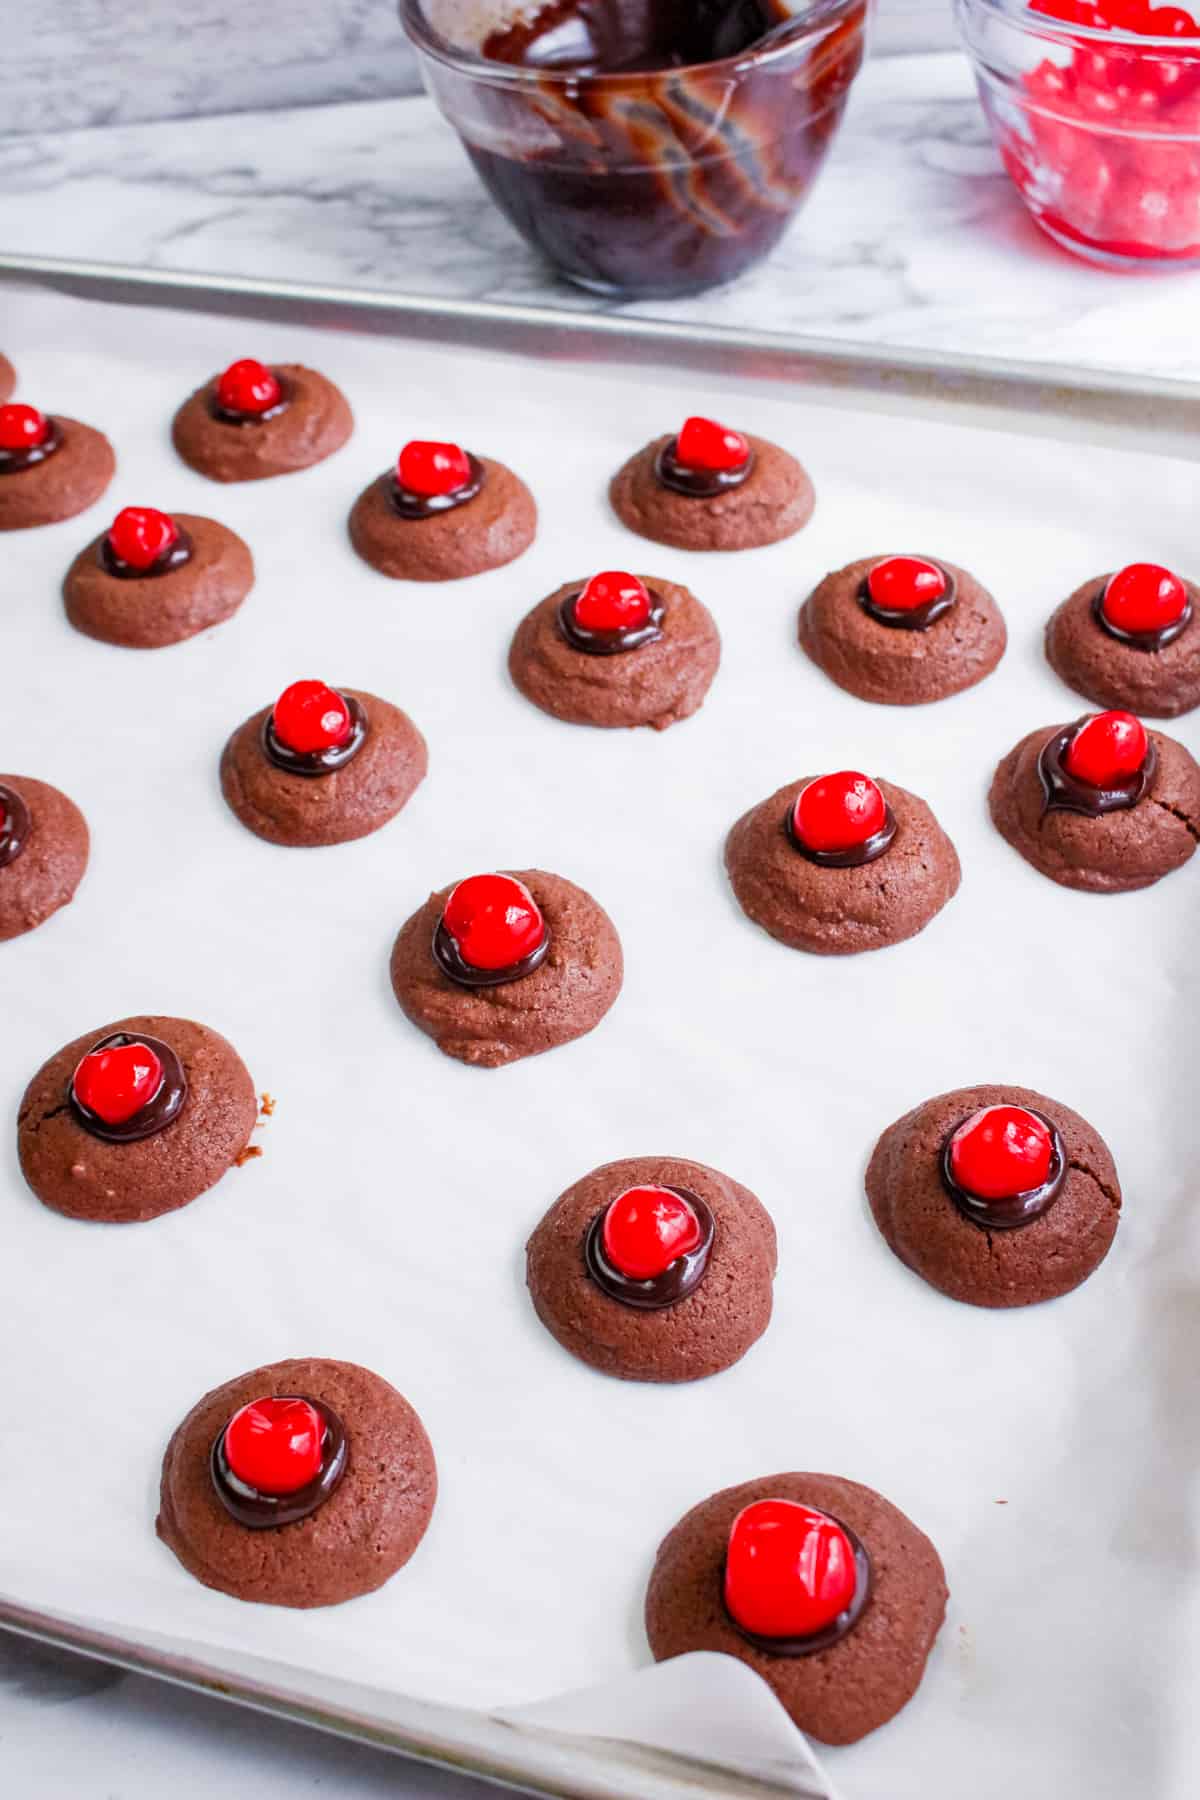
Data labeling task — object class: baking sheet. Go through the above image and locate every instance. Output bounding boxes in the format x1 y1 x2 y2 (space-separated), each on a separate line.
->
0 282 1197 1800
9 251 1200 467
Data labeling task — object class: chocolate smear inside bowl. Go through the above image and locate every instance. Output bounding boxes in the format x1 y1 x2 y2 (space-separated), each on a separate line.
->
401 0 868 297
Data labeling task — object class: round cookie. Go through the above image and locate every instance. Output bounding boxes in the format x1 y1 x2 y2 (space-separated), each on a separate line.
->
0 774 89 941
172 362 353 482
989 717 1200 893
526 1155 776 1382
866 1082 1121 1307
508 573 720 730
390 869 622 1067
18 1014 257 1223
63 511 254 648
349 454 536 581
610 429 813 553
1045 567 1200 718
0 354 14 403
220 684 427 848
0 413 115 531
157 1356 437 1608
645 1471 947 1745
799 554 1006 705
725 774 960 955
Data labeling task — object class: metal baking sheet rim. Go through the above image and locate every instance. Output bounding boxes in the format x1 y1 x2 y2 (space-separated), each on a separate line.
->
0 1596 824 1800
0 250 1197 457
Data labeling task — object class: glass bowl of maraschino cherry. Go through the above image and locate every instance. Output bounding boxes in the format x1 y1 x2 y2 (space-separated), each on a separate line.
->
958 0 1200 264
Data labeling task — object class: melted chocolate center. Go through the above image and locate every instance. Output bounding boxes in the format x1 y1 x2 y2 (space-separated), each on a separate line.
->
584 1187 715 1309
785 799 897 869
1093 581 1193 654
654 437 755 500
100 525 194 581
1037 720 1156 818
724 1518 872 1657
209 372 291 426
0 783 32 870
69 1032 188 1145
262 693 368 778
0 416 62 475
432 916 551 989
388 454 485 521
857 565 956 632
941 1110 1066 1230
211 1397 348 1529
557 585 666 655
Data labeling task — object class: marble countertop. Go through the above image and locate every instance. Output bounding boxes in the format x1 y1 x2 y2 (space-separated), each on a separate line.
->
3 50 1200 383
0 46 1197 1800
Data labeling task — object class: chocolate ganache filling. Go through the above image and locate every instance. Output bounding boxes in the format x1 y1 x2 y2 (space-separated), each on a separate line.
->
0 784 32 869
432 916 551 989
1093 581 1193 653
69 1032 188 1145
100 525 193 581
211 1397 348 1529
941 1109 1066 1230
785 800 897 869
857 565 957 632
209 373 290 426
585 1187 715 1309
724 1519 872 1657
654 438 755 500
557 585 666 655
262 693 369 777
388 455 485 521
1037 719 1156 818
0 417 62 475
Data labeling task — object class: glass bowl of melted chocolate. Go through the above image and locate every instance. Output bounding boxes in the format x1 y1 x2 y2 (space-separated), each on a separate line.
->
399 0 868 297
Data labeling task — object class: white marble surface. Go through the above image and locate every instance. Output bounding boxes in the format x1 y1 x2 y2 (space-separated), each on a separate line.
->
1 0 422 133
3 52 1200 381
1 3 954 134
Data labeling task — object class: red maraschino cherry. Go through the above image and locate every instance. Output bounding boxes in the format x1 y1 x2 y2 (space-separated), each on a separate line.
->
1150 4 1200 30
0 403 49 451
107 506 179 571
442 874 546 972
1030 0 1111 22
217 358 282 415
1100 0 1197 26
724 1499 858 1640
792 772 887 854
1101 563 1188 635
72 1040 164 1126
223 1397 324 1496
1030 0 1200 25
1063 710 1148 786
601 1187 703 1282
949 1106 1054 1200
397 440 472 498
271 680 352 754
675 416 751 474
574 571 652 633
866 555 947 612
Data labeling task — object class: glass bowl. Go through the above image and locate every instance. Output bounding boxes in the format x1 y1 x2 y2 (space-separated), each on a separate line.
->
398 0 868 299
958 0 1200 267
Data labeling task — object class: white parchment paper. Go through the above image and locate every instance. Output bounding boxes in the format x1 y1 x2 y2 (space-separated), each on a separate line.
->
0 284 1197 1800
